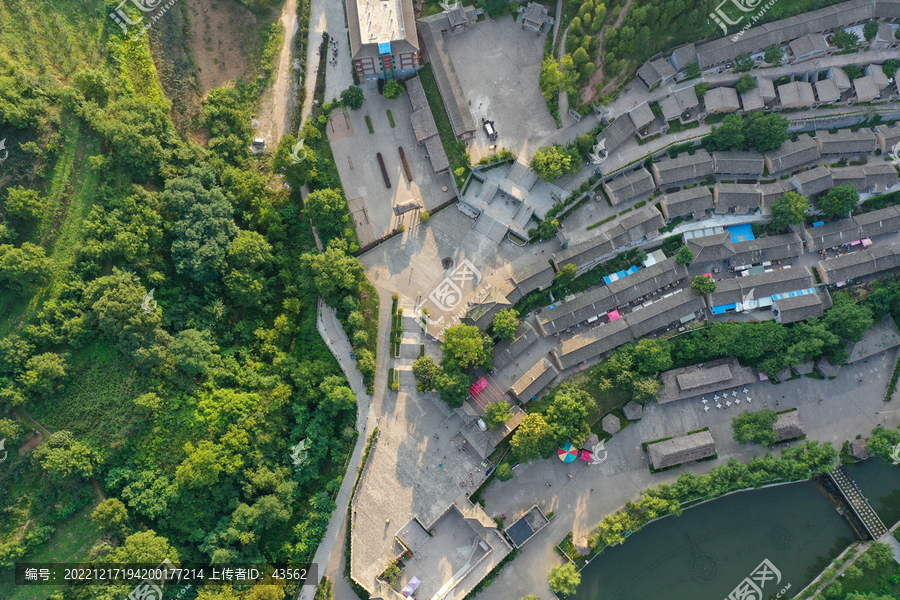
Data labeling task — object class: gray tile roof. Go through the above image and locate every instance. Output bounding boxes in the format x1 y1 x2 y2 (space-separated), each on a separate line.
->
790 33 828 58
740 87 765 112
831 166 867 190
854 205 900 238
877 0 900 20
864 163 900 192
629 102 656 130
648 430 716 469
816 128 877 155
671 44 697 71
715 183 761 212
686 231 735 263
876 20 896 43
660 186 715 219
623 292 705 338
605 205 665 249
853 75 881 101
661 86 700 121
652 151 714 186
710 265 814 306
510 358 558 402
637 61 663 88
553 317 633 370
765 137 821 174
606 256 688 303
537 285 617 335
604 167 655 205
652 57 677 80
513 260 555 296
602 114 638 151
552 232 615 270
778 81 816 107
418 17 477 138
875 123 900 150
790 167 834 197
659 358 757 404
758 77 777 101
774 411 807 441
805 218 863 249
847 317 900 362
713 151 765 176
814 78 841 103
732 232 804 265
816 243 900 283
867 63 890 88
773 293 824 323
492 322 540 371
831 67 852 90
704 86 741 113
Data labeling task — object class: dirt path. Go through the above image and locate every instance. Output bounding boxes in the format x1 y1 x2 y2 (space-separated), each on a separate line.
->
256 0 299 147
581 0 635 105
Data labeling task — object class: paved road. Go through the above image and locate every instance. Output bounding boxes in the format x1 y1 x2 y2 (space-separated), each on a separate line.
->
256 0 299 146
300 0 354 124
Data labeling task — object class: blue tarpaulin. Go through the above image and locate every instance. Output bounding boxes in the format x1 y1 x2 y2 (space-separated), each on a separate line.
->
378 41 391 54
812 221 824 227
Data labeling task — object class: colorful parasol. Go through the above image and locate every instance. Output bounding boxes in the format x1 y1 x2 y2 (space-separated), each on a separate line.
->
557 443 578 463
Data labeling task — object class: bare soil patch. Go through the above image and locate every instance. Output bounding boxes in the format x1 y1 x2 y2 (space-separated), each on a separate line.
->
185 0 260 95
581 0 636 105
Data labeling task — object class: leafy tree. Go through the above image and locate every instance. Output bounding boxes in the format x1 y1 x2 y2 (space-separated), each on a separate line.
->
764 45 784 65
557 262 578 283
706 113 744 151
172 329 221 377
104 530 179 563
733 54 754 73
882 59 899 80
770 191 809 232
693 81 709 98
511 413 556 460
301 239 364 307
546 387 594 446
340 85 364 109
492 308 519 340
383 80 404 99
630 338 672 376
816 184 859 218
573 47 590 66
530 145 579 182
164 170 238 284
20 352 67 396
744 112 788 152
74 68 112 104
676 245 694 265
412 355 441 391
833 29 860 49
863 20 879 41
735 74 757 95
441 324 493 370
0 418 24 444
844 64 864 81
786 317 841 365
227 230 273 269
419 210 430 223
690 275 716 295
0 243 53 292
485 401 513 429
538 218 559 240
435 368 470 408
5 186 50 223
496 463 513 481
520 596 540 600
683 62 701 79
33 431 96 480
548 563 581 595
824 292 873 342
91 499 129 534
539 56 578 99
304 188 348 242
482 0 508 18
866 425 900 462
732 409 778 445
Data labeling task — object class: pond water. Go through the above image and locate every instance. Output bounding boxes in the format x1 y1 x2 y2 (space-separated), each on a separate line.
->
573 459 900 600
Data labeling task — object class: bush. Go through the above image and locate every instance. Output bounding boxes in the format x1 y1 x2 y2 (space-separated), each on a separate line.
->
383 80 404 99
496 463 513 481
419 210 430 222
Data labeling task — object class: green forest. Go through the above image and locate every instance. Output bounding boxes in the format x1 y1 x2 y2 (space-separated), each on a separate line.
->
0 1 372 599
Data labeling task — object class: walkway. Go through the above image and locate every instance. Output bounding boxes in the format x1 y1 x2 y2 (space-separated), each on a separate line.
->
300 0 354 125
828 466 888 540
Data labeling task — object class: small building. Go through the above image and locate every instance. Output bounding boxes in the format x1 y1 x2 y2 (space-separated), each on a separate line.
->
658 357 758 404
777 81 816 109
789 33 829 62
685 231 735 264
551 318 634 370
828 67 852 91
623 400 643 420
815 129 877 155
606 256 688 303
759 181 790 211
864 163 900 192
418 16 477 139
505 505 550 548
659 186 715 219
704 86 741 114
709 266 815 313
629 102 657 136
713 151 765 176
604 205 666 250
660 86 700 123
871 21 896 47
651 151 714 187
551 232 615 271
814 78 841 105
648 430 716 470
406 77 451 174
622 290 705 339
790 167 833 197
764 137 821 175
850 438 870 460
492 322 540 372
847 318 900 363
536 285 617 336
509 358 558 403
773 411 807 442
519 2 554 32
348 0 420 82
670 43 698 72
601 114 639 153
602 414 621 434
853 205 900 238
731 232 804 266
816 243 900 284
875 122 900 152
604 167 655 206
853 75 881 102
815 357 841 378
510 260 556 301
636 57 676 89
793 359 815 375
865 64 892 96
714 182 760 214
773 293 825 323
831 166 868 191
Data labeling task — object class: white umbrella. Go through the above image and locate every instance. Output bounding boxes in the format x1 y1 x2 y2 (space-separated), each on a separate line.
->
746 396 751 402
701 398 708 404
726 400 732 407
704 405 709 412
735 399 741 404
742 388 748 394
713 394 719 400
732 390 737 397
716 403 722 409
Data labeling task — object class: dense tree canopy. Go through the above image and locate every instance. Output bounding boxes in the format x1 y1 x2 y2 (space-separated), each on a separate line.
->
732 409 779 446
529 144 580 182
492 308 519 340
816 184 859 218
770 191 808 232
441 324 493 370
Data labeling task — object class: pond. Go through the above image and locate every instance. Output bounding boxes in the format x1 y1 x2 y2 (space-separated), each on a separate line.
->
572 458 900 600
